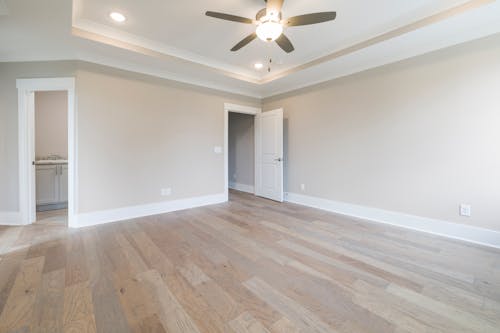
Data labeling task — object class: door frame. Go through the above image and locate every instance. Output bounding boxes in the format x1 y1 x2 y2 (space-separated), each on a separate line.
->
17 77 77 226
223 103 261 201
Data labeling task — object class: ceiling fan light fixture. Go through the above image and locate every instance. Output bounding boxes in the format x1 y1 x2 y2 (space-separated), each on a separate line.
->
256 19 283 42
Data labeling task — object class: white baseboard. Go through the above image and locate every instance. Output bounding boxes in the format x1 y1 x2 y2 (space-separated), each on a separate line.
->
285 192 500 249
0 211 22 226
229 182 255 194
72 193 226 228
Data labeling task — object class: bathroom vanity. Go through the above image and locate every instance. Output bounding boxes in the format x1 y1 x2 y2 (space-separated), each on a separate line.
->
35 159 68 211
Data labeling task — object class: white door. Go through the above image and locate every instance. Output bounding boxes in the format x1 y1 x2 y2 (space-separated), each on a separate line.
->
36 165 59 205
255 109 283 202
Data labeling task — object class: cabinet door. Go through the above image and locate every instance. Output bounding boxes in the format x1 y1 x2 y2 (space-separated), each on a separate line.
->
59 165 68 203
36 165 59 205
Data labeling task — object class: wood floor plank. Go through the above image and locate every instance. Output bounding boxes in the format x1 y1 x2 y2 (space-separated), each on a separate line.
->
62 281 97 333
114 275 159 333
42 242 67 274
387 283 500 333
135 314 167 333
0 256 45 333
178 263 211 287
91 274 131 333
0 256 24 317
228 311 271 333
270 317 300 333
136 269 201 333
31 269 65 333
351 280 449 333
65 235 89 287
243 276 337 333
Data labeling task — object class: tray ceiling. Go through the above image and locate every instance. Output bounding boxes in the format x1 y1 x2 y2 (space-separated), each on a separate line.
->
1 0 499 97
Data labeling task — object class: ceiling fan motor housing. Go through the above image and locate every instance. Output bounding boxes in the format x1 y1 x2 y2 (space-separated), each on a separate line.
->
256 8 282 22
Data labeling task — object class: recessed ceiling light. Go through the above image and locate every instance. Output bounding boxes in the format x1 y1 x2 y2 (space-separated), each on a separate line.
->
254 63 263 70
110 12 126 23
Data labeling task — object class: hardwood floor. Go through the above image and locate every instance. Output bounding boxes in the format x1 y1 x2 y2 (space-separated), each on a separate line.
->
1 190 499 332
36 209 67 226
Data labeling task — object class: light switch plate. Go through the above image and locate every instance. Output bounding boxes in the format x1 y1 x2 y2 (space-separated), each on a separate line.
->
214 146 222 154
161 188 172 196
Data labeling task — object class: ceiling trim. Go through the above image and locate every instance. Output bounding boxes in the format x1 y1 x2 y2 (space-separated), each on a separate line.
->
74 54 263 98
72 18 261 82
72 26 261 84
260 0 494 83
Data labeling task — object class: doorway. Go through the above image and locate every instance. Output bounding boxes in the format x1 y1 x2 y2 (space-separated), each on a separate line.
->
17 78 76 227
228 112 255 194
223 103 284 202
34 91 68 225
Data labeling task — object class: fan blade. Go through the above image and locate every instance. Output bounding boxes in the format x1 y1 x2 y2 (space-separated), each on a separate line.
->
275 34 294 53
231 33 257 51
266 0 284 16
284 12 336 26
205 11 253 24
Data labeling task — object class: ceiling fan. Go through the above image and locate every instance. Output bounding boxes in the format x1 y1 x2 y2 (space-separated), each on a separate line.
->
205 0 336 53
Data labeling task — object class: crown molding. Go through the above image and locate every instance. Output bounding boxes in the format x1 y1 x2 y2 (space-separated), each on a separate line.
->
72 18 260 84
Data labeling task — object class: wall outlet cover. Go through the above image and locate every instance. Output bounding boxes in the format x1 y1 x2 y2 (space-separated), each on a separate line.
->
214 146 222 154
459 204 471 217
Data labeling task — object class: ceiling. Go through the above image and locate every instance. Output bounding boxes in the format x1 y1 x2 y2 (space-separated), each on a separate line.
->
1 0 500 98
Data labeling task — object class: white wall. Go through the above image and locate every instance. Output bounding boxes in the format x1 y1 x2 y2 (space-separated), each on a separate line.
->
35 91 68 159
228 112 254 190
263 34 500 231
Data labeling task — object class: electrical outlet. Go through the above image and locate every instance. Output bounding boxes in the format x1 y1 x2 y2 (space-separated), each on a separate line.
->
161 188 172 196
300 184 305 191
459 204 471 217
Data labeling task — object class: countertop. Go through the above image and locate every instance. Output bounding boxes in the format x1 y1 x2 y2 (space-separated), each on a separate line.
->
35 159 68 165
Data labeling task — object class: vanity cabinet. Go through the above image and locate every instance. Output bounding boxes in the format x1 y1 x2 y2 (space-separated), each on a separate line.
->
36 164 68 207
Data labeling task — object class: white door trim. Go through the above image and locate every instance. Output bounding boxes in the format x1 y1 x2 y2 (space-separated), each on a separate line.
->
16 78 77 227
223 103 261 201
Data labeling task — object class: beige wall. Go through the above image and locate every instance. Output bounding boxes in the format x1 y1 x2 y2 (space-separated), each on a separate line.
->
0 61 259 215
263 34 500 231
228 112 254 187
35 91 68 159
76 68 258 213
